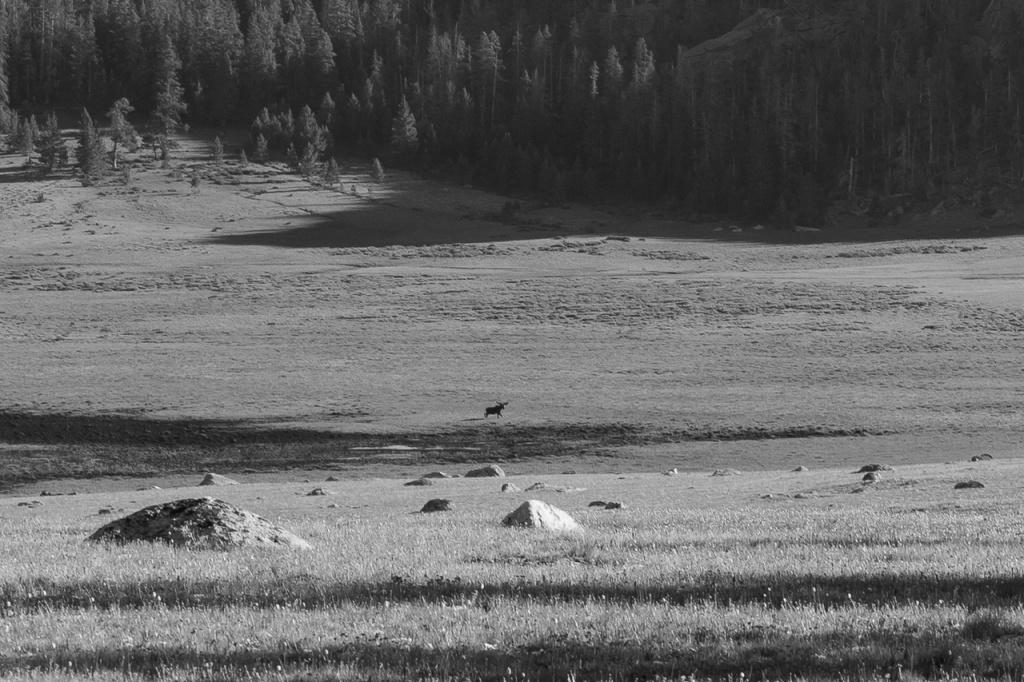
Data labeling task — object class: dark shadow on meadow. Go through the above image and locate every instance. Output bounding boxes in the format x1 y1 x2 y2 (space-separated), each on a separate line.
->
0 635 941 680
13 570 1024 613
203 183 1024 249
3 576 1019 679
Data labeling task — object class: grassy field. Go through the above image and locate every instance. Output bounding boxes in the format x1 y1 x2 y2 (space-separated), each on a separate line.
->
2 134 1024 680
3 461 1024 681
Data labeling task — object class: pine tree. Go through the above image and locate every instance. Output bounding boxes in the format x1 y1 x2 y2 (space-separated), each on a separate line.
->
604 46 623 97
0 29 8 113
37 112 65 173
77 108 107 185
475 31 503 128
391 95 418 154
152 35 187 139
322 157 339 185
212 136 224 164
106 98 136 170
254 133 269 163
15 115 39 161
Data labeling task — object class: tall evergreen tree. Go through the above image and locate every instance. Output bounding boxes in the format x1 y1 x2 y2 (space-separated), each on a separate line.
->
106 97 136 169
77 108 106 185
391 94 418 153
152 35 187 138
37 111 65 173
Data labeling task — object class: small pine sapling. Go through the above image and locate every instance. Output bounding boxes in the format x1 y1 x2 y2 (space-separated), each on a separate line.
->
212 136 224 164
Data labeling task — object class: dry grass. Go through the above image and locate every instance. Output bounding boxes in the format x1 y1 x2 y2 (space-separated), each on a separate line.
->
2 464 1023 681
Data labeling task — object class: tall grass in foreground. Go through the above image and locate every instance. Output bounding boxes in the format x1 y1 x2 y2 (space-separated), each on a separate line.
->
3 501 1024 680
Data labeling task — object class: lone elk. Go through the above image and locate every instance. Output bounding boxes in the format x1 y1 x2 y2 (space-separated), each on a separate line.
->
484 401 508 418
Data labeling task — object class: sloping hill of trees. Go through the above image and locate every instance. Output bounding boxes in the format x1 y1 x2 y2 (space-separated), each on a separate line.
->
2 0 1024 223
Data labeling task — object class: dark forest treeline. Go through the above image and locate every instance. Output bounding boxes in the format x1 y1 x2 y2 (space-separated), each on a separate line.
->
3 0 1024 221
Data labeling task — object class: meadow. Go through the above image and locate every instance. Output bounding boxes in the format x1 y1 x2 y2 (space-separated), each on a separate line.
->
3 462 1024 681
2 137 1024 680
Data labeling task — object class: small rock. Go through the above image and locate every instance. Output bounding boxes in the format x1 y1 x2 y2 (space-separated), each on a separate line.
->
420 498 452 513
325 476 340 482
39 490 59 497
17 501 40 507
663 468 678 476
404 478 432 487
421 471 452 479
855 464 892 474
327 503 340 508
603 502 624 510
465 464 506 478
306 488 329 496
862 472 880 482
954 480 985 489
970 454 993 462
793 493 812 499
198 472 239 486
793 466 809 472
711 469 741 477
588 500 606 507
500 483 521 493
501 500 579 532
98 508 114 515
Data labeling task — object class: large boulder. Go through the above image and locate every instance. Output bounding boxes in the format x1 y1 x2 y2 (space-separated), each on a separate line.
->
465 464 506 478
501 500 579 532
87 497 310 550
198 472 239 486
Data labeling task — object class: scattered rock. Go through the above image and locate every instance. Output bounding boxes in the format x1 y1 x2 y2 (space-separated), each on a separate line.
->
855 464 892 474
970 454 993 462
404 478 432 487
793 466 809 472
711 469 741 477
500 483 521 493
954 480 985 489
306 488 329 496
501 500 579 532
198 472 239 486
420 498 452 513
862 472 880 482
87 497 310 550
525 482 585 493
465 464 506 478
421 471 453 479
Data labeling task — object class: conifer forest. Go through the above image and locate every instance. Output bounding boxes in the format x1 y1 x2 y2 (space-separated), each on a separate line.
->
3 0 1024 222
